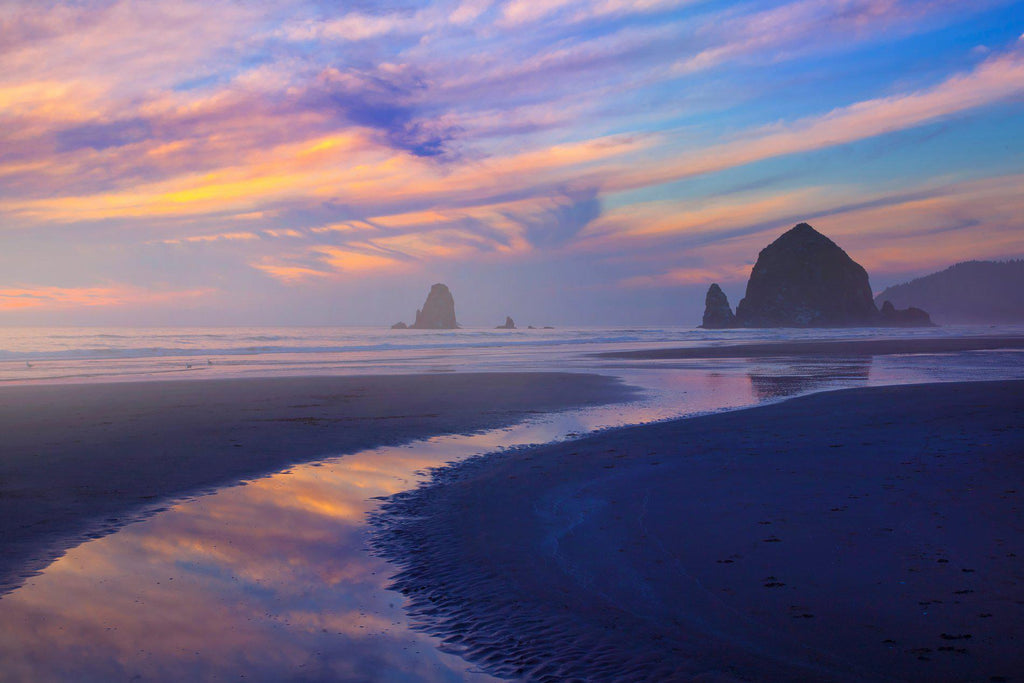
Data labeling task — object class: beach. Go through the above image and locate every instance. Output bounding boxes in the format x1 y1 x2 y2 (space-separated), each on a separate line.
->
2 326 1023 682
0 372 631 595
375 379 1024 683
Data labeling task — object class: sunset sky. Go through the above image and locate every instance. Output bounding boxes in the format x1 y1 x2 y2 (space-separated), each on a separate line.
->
2 0 1022 326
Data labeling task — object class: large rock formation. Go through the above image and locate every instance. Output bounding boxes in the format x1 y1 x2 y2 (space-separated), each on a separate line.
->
700 284 736 329
496 316 516 329
734 223 879 327
410 283 458 329
697 223 933 328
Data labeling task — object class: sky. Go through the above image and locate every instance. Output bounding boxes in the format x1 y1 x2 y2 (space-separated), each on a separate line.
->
1 0 1022 326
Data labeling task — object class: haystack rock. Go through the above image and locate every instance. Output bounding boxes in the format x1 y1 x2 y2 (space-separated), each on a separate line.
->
734 223 879 327
409 283 458 329
700 284 736 329
496 316 516 329
878 300 934 327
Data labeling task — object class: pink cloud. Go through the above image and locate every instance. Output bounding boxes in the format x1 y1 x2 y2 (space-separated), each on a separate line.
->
0 284 212 311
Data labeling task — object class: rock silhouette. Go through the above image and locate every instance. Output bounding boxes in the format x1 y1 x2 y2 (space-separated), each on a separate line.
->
496 316 516 329
734 223 878 327
700 284 736 329
411 283 458 329
874 260 1024 324
699 223 933 328
390 321 408 329
878 301 933 327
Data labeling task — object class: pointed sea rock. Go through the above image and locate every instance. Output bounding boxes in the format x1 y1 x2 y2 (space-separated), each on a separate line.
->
700 284 736 328
409 283 458 329
496 316 516 329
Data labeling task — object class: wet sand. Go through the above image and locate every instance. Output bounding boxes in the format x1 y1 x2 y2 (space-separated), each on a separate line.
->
375 380 1024 683
0 372 631 595
598 334 1024 360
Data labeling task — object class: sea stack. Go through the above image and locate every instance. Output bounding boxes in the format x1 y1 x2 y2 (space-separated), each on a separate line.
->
734 223 879 327
878 300 934 327
697 223 933 328
700 284 736 329
409 283 458 329
496 316 516 329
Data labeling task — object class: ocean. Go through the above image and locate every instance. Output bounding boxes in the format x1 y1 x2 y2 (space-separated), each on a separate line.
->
3 324 1022 384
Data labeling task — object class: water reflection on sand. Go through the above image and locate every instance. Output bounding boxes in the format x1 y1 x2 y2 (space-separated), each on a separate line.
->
0 352 1021 681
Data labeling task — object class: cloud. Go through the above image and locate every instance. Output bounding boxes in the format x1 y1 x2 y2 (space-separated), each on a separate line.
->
615 40 1024 192
0 284 212 311
498 0 689 27
55 118 153 152
501 187 601 248
673 0 1013 77
0 1 1020 323
598 171 1024 290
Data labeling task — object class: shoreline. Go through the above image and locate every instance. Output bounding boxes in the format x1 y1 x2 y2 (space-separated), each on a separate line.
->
0 372 632 596
596 334 1024 360
373 379 1024 682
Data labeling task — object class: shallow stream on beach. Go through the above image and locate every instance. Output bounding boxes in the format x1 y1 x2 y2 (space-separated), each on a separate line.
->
0 349 1022 681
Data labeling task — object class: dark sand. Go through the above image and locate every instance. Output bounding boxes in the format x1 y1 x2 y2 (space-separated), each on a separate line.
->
0 372 630 595
375 380 1024 683
597 334 1024 360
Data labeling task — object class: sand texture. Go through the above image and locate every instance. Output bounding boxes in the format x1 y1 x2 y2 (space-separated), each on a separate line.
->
374 380 1024 682
0 372 630 595
598 334 1024 359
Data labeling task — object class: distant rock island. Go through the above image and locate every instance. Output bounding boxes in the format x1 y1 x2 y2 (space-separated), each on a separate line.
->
392 283 458 329
874 260 1024 324
701 223 933 328
496 316 516 329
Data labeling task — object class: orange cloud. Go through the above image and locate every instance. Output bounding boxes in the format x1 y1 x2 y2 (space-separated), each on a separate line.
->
162 231 260 245
619 264 752 288
0 285 211 311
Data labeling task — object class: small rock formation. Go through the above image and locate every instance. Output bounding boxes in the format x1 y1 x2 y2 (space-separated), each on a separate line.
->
700 284 736 329
496 316 516 329
696 223 933 328
734 223 878 327
391 283 458 329
874 259 1024 324
878 300 934 327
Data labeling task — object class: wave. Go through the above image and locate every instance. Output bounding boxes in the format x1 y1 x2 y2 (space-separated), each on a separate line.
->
3 324 1018 364
0 336 670 362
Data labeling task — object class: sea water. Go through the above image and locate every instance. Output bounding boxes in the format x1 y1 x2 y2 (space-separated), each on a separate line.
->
1 324 1021 384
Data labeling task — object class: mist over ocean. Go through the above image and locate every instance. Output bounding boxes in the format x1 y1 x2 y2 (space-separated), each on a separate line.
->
4 324 1023 384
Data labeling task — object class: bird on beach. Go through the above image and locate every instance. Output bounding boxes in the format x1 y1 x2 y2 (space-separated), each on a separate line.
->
208 359 213 365
25 361 33 368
